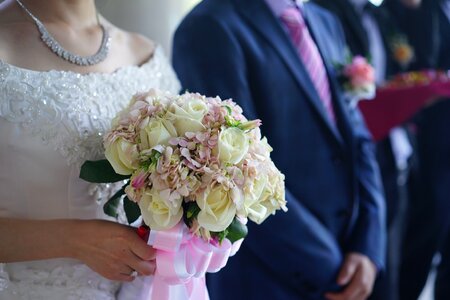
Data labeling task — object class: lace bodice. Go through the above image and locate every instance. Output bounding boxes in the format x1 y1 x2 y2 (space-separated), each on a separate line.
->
0 46 180 166
0 45 181 299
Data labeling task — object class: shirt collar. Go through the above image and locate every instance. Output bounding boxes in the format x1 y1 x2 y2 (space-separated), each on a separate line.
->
442 1 450 23
348 0 370 13
264 0 304 18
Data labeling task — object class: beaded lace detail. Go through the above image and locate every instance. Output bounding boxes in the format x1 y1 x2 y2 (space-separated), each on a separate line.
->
0 262 120 300
0 46 181 166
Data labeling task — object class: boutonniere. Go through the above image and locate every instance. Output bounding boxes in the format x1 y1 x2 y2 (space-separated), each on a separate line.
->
336 55 376 107
389 34 415 69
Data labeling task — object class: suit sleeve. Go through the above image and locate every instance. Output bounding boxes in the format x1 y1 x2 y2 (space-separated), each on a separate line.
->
325 11 387 271
347 107 387 272
172 14 344 293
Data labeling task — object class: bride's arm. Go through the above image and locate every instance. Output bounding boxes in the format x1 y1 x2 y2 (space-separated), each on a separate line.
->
0 218 156 281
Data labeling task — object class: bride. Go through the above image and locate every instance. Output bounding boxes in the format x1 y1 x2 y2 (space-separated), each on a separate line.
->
0 0 180 298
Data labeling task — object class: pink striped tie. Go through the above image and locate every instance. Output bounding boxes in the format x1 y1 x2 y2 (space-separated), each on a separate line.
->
281 7 336 123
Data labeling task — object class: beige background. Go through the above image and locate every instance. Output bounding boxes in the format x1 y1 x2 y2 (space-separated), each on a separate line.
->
97 0 201 56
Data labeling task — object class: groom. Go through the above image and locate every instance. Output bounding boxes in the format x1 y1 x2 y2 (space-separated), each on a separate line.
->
172 0 386 299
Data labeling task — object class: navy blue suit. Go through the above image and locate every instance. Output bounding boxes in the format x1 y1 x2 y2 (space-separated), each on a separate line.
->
172 0 386 299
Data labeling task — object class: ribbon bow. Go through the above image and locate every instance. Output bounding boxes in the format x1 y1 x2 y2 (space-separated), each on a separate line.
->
132 222 243 300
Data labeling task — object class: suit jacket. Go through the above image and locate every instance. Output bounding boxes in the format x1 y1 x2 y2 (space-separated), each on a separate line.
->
172 0 386 299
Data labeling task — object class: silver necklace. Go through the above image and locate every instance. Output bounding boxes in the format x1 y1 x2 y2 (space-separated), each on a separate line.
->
15 0 111 66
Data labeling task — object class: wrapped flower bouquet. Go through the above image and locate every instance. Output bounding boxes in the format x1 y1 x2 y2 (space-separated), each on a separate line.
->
80 89 287 299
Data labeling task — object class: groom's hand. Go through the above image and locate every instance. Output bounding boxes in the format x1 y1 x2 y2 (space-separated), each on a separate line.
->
325 253 377 300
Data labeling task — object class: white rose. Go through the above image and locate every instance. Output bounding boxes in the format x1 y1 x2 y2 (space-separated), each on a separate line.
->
140 117 177 150
217 127 249 165
243 174 269 224
249 170 286 224
196 185 239 232
181 97 209 120
166 99 208 136
139 188 183 230
105 138 139 175
250 136 273 161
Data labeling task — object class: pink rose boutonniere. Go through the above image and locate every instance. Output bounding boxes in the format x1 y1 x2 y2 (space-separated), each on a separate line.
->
390 34 415 70
337 55 376 107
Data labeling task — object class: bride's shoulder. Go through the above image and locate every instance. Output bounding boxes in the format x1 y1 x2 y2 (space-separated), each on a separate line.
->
127 32 157 64
107 21 157 66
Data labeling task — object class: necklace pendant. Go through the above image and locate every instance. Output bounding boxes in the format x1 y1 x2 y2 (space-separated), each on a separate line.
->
16 0 111 67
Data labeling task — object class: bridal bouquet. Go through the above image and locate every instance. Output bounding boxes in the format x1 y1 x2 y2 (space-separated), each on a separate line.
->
336 55 376 107
80 89 287 299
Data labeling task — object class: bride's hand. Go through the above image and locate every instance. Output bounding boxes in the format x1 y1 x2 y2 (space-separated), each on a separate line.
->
69 219 156 282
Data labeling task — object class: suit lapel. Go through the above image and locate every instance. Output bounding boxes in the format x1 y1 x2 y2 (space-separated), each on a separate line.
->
370 6 406 76
372 10 396 76
233 0 344 146
335 0 370 55
304 4 346 145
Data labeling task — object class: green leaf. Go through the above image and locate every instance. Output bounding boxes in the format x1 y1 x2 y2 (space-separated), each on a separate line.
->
80 160 130 183
186 202 201 219
183 202 201 228
140 149 162 172
212 229 229 244
103 187 126 218
224 115 242 128
123 196 141 224
224 105 233 115
225 218 248 243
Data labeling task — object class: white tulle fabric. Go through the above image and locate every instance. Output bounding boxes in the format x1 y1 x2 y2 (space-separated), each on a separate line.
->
0 45 180 299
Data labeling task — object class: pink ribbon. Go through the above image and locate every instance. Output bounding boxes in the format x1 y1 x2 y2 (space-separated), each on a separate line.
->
137 223 243 300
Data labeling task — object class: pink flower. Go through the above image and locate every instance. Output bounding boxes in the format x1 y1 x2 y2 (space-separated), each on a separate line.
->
125 185 143 203
131 169 149 189
343 56 375 88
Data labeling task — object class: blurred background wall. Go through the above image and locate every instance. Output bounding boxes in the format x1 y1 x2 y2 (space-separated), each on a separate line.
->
97 0 201 56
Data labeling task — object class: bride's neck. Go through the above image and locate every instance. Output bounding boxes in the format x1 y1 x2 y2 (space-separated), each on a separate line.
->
17 0 98 28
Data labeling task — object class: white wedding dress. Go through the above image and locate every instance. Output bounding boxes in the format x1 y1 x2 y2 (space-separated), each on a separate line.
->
0 45 180 300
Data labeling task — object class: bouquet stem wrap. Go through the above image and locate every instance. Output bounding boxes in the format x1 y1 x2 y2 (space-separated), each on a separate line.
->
119 222 243 300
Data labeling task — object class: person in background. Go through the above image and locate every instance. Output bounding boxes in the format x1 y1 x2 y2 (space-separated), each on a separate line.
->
311 0 415 299
383 0 450 299
172 0 386 299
